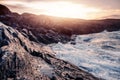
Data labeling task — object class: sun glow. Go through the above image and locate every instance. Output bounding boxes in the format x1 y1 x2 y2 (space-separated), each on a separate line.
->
1 0 120 19
1 1 102 19
28 1 101 19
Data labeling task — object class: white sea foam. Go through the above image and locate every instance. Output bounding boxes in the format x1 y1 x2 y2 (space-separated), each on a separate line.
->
50 31 120 80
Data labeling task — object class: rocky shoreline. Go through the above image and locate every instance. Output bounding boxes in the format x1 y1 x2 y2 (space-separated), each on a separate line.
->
0 22 100 80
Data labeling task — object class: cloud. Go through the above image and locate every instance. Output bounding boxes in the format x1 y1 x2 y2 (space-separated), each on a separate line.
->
24 0 120 9
0 0 120 19
5 4 26 9
1 0 120 9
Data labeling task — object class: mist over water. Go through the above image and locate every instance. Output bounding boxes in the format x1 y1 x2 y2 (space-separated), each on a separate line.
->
50 31 120 80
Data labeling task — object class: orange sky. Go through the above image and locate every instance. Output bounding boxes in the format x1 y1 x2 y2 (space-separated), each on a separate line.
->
0 0 120 19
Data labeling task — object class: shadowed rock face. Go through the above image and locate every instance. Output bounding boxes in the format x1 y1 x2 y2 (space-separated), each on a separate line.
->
0 22 100 80
0 4 119 80
0 4 120 44
0 4 11 15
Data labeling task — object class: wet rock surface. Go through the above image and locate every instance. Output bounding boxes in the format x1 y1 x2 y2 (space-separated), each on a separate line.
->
0 22 100 80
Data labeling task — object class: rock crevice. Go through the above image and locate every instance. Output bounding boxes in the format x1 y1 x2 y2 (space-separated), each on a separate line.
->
0 22 100 80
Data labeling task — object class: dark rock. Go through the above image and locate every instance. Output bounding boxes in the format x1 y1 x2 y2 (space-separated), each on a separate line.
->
75 77 83 80
0 4 112 80
0 21 99 80
0 4 11 15
101 45 116 50
0 5 120 44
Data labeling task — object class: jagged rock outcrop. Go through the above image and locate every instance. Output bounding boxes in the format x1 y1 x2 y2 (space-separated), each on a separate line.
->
0 4 120 44
0 22 100 80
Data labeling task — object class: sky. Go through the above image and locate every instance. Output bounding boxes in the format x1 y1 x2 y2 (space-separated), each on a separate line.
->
0 0 120 19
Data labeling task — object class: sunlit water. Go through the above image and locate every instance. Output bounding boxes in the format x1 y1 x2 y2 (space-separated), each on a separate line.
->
50 31 120 80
